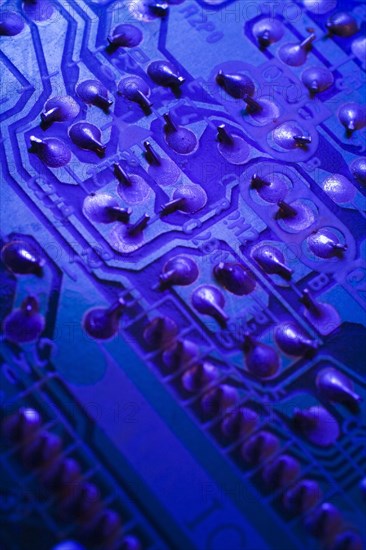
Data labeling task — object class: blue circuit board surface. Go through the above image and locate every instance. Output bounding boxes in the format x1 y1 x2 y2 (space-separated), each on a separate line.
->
1 0 366 549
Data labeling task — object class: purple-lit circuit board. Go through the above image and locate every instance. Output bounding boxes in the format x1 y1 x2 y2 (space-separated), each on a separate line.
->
0 0 366 549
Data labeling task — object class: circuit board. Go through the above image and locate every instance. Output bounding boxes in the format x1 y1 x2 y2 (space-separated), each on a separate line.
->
0 0 366 548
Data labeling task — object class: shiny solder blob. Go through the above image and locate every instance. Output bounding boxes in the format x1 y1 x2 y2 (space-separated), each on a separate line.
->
181 361 218 392
3 296 45 343
129 0 169 20
147 60 185 90
316 367 361 409
303 0 336 14
0 11 24 36
143 316 178 349
321 173 356 203
301 66 334 95
279 33 316 66
69 122 106 155
243 334 280 378
262 454 300 488
107 23 143 48
221 407 259 439
352 36 366 66
241 431 279 464
213 261 255 295
339 102 366 134
252 244 293 280
252 17 284 48
272 121 312 150
216 70 255 99
41 96 80 126
1 240 44 275
159 256 199 288
275 322 318 356
192 285 228 326
350 157 366 185
283 478 321 514
29 135 71 167
169 185 207 214
305 502 342 539
307 228 347 259
293 405 340 446
76 80 112 110
118 75 152 113
83 193 131 224
162 339 199 371
326 12 358 37
200 384 238 417
2 408 42 441
83 298 125 340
